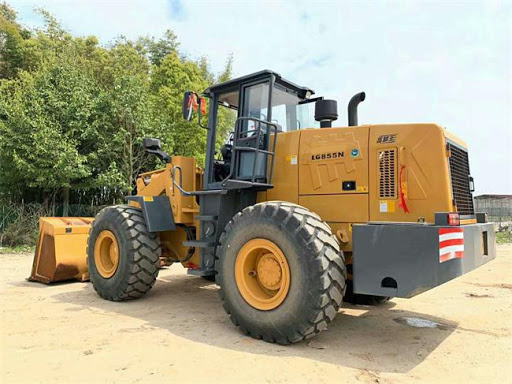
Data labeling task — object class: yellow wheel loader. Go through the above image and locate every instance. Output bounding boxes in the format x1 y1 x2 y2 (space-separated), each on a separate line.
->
30 70 496 344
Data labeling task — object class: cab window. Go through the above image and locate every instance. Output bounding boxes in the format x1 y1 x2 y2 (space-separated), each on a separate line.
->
267 85 319 132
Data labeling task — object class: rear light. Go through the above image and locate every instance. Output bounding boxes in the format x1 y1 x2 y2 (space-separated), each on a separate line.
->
476 212 488 223
448 212 460 226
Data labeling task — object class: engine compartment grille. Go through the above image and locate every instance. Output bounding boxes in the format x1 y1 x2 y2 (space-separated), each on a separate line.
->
447 143 474 215
378 149 396 198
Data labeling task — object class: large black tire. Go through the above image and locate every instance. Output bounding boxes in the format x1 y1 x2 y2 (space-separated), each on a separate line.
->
87 205 161 301
216 201 346 344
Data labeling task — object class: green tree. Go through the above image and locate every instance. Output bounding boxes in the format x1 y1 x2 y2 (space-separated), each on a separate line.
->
0 3 234 215
0 7 102 211
91 38 161 196
0 67 91 209
0 3 38 78
138 29 179 66
151 51 210 165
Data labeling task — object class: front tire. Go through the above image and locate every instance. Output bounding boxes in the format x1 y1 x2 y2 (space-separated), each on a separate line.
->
216 202 346 344
87 205 161 301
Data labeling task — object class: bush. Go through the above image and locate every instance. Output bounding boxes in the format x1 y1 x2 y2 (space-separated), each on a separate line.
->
0 203 103 247
0 204 48 246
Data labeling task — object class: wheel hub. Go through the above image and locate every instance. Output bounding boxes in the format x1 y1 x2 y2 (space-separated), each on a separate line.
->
256 254 282 290
235 238 290 311
94 230 120 279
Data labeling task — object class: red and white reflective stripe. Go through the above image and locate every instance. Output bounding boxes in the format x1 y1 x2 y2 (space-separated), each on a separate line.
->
439 228 464 263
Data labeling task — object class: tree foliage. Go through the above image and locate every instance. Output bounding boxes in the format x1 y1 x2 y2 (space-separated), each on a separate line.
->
0 3 234 207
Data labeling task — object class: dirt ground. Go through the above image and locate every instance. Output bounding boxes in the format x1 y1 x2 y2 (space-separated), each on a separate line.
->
1 245 511 384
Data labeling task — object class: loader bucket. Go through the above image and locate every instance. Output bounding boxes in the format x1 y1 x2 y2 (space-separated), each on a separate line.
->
29 217 94 284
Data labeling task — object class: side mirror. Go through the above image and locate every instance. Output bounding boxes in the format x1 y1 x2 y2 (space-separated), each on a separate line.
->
182 91 194 121
142 138 170 163
182 91 208 128
143 138 162 151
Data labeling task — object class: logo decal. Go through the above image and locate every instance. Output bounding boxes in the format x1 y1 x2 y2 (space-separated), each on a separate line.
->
377 134 397 144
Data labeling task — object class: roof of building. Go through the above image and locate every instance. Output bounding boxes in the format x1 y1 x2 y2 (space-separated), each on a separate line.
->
474 194 512 199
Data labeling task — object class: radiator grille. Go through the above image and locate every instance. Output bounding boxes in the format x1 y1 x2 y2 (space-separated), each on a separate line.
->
447 143 474 215
379 149 396 198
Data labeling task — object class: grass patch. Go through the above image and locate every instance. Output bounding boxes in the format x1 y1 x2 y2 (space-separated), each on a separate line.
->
496 231 512 244
0 245 35 254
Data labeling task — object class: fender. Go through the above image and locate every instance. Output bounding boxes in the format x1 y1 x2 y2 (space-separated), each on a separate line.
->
126 196 176 232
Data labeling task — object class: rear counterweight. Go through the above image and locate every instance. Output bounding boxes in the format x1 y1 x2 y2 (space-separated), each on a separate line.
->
352 222 496 298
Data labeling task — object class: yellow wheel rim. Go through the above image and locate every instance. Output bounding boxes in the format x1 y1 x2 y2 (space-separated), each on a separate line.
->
235 239 290 311
94 230 120 278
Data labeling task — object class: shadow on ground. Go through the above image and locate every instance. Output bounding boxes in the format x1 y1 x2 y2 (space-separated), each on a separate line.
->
49 269 458 373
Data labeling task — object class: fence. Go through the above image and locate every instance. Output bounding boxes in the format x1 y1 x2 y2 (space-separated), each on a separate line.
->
2 197 510 247
474 197 512 230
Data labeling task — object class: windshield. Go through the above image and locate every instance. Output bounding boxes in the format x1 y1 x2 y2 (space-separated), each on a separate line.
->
217 83 319 133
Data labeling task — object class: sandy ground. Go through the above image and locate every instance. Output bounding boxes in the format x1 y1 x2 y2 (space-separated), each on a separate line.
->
1 245 511 384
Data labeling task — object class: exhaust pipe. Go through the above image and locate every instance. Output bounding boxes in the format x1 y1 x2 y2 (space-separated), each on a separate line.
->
348 92 366 126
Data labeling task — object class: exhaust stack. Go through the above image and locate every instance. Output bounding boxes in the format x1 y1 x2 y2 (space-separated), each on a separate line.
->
348 92 366 126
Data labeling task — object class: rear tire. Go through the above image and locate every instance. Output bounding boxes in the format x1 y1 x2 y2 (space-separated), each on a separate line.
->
216 201 346 344
87 205 161 301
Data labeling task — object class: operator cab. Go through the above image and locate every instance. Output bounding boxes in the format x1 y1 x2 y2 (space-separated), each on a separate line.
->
201 70 318 188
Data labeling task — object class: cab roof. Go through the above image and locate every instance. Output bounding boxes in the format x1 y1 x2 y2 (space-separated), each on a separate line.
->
203 69 315 100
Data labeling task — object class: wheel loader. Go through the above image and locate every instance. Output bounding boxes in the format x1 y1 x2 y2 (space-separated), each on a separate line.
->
30 69 496 344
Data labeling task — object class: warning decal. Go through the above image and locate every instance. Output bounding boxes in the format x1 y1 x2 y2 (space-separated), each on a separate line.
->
439 228 464 263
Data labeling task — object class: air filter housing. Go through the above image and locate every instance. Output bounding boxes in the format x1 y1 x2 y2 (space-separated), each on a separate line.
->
315 99 338 128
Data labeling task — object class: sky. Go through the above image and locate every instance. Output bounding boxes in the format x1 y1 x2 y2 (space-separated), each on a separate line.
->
13 0 512 194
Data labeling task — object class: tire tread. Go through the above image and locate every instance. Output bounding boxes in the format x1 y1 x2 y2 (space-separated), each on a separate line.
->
88 205 160 301
217 201 346 344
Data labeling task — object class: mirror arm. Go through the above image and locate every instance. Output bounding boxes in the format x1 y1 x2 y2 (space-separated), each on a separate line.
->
197 102 208 130
146 149 171 163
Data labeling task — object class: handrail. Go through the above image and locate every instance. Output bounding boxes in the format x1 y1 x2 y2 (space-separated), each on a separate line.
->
172 165 226 196
235 116 279 129
221 116 278 186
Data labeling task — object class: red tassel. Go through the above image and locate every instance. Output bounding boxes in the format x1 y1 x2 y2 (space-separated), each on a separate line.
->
200 97 206 114
398 165 410 213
